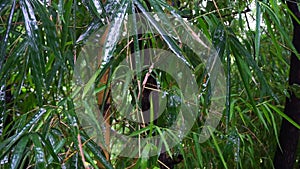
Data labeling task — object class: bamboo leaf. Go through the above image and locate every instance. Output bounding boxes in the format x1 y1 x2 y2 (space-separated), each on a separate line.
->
0 0 11 13
31 133 47 168
20 0 45 105
134 0 191 68
267 103 300 129
230 34 275 100
0 0 16 68
82 0 105 19
76 19 104 44
10 135 29 169
208 127 228 169
0 108 46 160
230 36 269 130
101 0 129 64
81 134 114 169
255 1 262 60
261 1 300 60
193 133 203 168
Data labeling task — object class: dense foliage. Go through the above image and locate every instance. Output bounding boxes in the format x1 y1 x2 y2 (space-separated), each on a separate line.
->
0 0 299 168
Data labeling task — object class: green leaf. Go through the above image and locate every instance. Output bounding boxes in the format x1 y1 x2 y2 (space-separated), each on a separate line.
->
140 144 152 168
31 133 47 168
0 0 11 13
81 134 114 169
83 0 104 19
20 0 46 105
230 34 274 130
0 0 16 68
267 103 300 129
255 1 262 60
76 19 104 44
290 84 300 98
10 135 29 169
193 133 203 168
134 0 191 68
0 108 46 160
261 1 300 60
101 0 129 64
209 127 228 169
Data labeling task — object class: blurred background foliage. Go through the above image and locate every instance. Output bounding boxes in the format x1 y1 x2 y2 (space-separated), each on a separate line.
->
0 0 299 168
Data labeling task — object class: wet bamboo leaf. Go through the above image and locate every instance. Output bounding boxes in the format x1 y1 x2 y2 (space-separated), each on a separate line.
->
0 0 11 13
212 23 226 61
255 1 261 60
262 102 280 146
230 36 269 130
193 133 203 168
20 0 45 105
101 0 129 64
37 133 60 164
83 0 104 18
261 1 300 60
264 14 288 67
209 127 228 169
0 108 46 159
140 144 152 168
103 0 123 19
31 1 63 90
10 135 29 169
31 0 62 60
61 0 73 49
267 103 300 129
129 2 141 76
134 0 191 68
76 19 104 44
31 133 46 168
0 40 28 84
0 0 16 69
81 134 114 169
20 0 40 52
229 33 276 101
290 84 300 98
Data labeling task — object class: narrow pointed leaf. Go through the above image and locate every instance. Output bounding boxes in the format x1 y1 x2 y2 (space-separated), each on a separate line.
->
31 133 46 169
102 0 129 64
83 0 105 18
0 108 46 159
81 134 114 169
255 1 261 60
134 0 192 69
10 136 29 169
230 37 269 130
